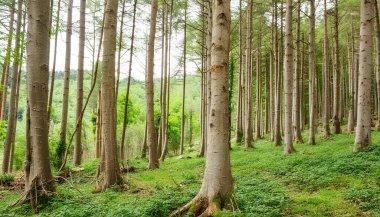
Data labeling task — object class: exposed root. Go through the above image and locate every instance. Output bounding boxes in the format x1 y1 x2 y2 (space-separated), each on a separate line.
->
170 194 237 217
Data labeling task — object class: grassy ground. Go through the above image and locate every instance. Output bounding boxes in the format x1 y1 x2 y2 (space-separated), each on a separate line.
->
1 130 380 217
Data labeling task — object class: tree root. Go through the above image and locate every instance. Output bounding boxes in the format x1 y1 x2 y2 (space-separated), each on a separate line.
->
170 194 237 217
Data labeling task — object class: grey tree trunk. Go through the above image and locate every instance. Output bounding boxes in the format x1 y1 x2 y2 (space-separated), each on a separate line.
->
322 0 331 138
100 0 122 190
59 0 73 165
274 0 282 146
147 0 159 169
236 0 243 143
309 0 316 145
74 0 86 166
180 1 187 156
284 0 296 154
171 0 234 215
245 0 253 148
375 0 380 131
333 0 341 134
354 0 374 151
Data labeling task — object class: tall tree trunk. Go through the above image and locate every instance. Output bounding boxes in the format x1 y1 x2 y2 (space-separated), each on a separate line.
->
199 1 206 156
73 0 86 166
293 0 303 143
323 0 331 138
2 0 23 174
100 0 122 190
256 35 262 139
266 54 270 134
171 0 234 215
146 0 159 169
141 120 148 158
274 0 282 146
347 34 355 132
180 1 187 156
354 0 374 151
236 0 243 143
333 0 341 134
270 0 275 140
300 34 305 130
19 0 54 207
245 0 253 148
47 0 62 128
115 0 127 103
0 1 15 121
120 0 137 163
375 0 380 130
309 0 316 145
59 0 73 166
284 0 296 154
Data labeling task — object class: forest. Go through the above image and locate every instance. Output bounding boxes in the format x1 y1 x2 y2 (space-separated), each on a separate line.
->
1 0 380 216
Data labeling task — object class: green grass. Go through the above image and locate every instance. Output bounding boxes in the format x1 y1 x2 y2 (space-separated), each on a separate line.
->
1 130 380 216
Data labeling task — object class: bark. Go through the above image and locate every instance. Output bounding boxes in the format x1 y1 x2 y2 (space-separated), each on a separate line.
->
2 0 23 174
141 120 148 158
375 0 380 130
73 0 86 166
236 0 243 143
245 0 253 148
100 0 122 189
333 0 341 134
47 0 62 128
199 1 206 156
256 35 262 139
0 1 15 121
292 0 303 143
265 54 270 134
171 1 235 215
19 0 55 207
270 0 275 140
95 91 102 158
146 0 159 169
120 0 137 163
309 0 316 145
274 0 282 146
180 1 187 156
284 0 296 154
59 0 73 165
354 0 374 151
323 0 331 138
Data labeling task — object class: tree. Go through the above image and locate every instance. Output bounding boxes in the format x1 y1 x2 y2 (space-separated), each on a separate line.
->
100 0 122 190
2 0 23 174
322 0 331 138
17 0 54 208
309 0 316 145
375 0 380 131
171 0 235 215
354 0 374 151
74 0 86 166
274 0 282 146
236 0 244 143
256 34 262 139
245 0 253 148
146 0 159 169
180 0 187 156
58 0 73 166
120 0 138 163
332 0 341 134
284 0 296 154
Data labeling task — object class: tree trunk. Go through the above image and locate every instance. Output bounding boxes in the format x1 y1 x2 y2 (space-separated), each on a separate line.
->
59 0 73 166
375 0 380 130
47 0 62 129
146 0 159 169
171 1 234 215
274 0 282 146
180 1 187 156
199 1 206 156
120 0 137 163
236 0 243 143
20 0 54 207
141 120 148 158
100 0 122 190
354 0 374 151
292 0 303 143
284 0 296 154
322 0 331 138
309 0 316 145
73 0 86 166
115 0 127 104
332 0 341 134
245 0 253 148
2 0 23 174
256 35 262 139
95 91 102 158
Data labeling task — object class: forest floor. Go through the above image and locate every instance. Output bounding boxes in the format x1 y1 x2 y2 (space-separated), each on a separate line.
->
1 130 380 216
